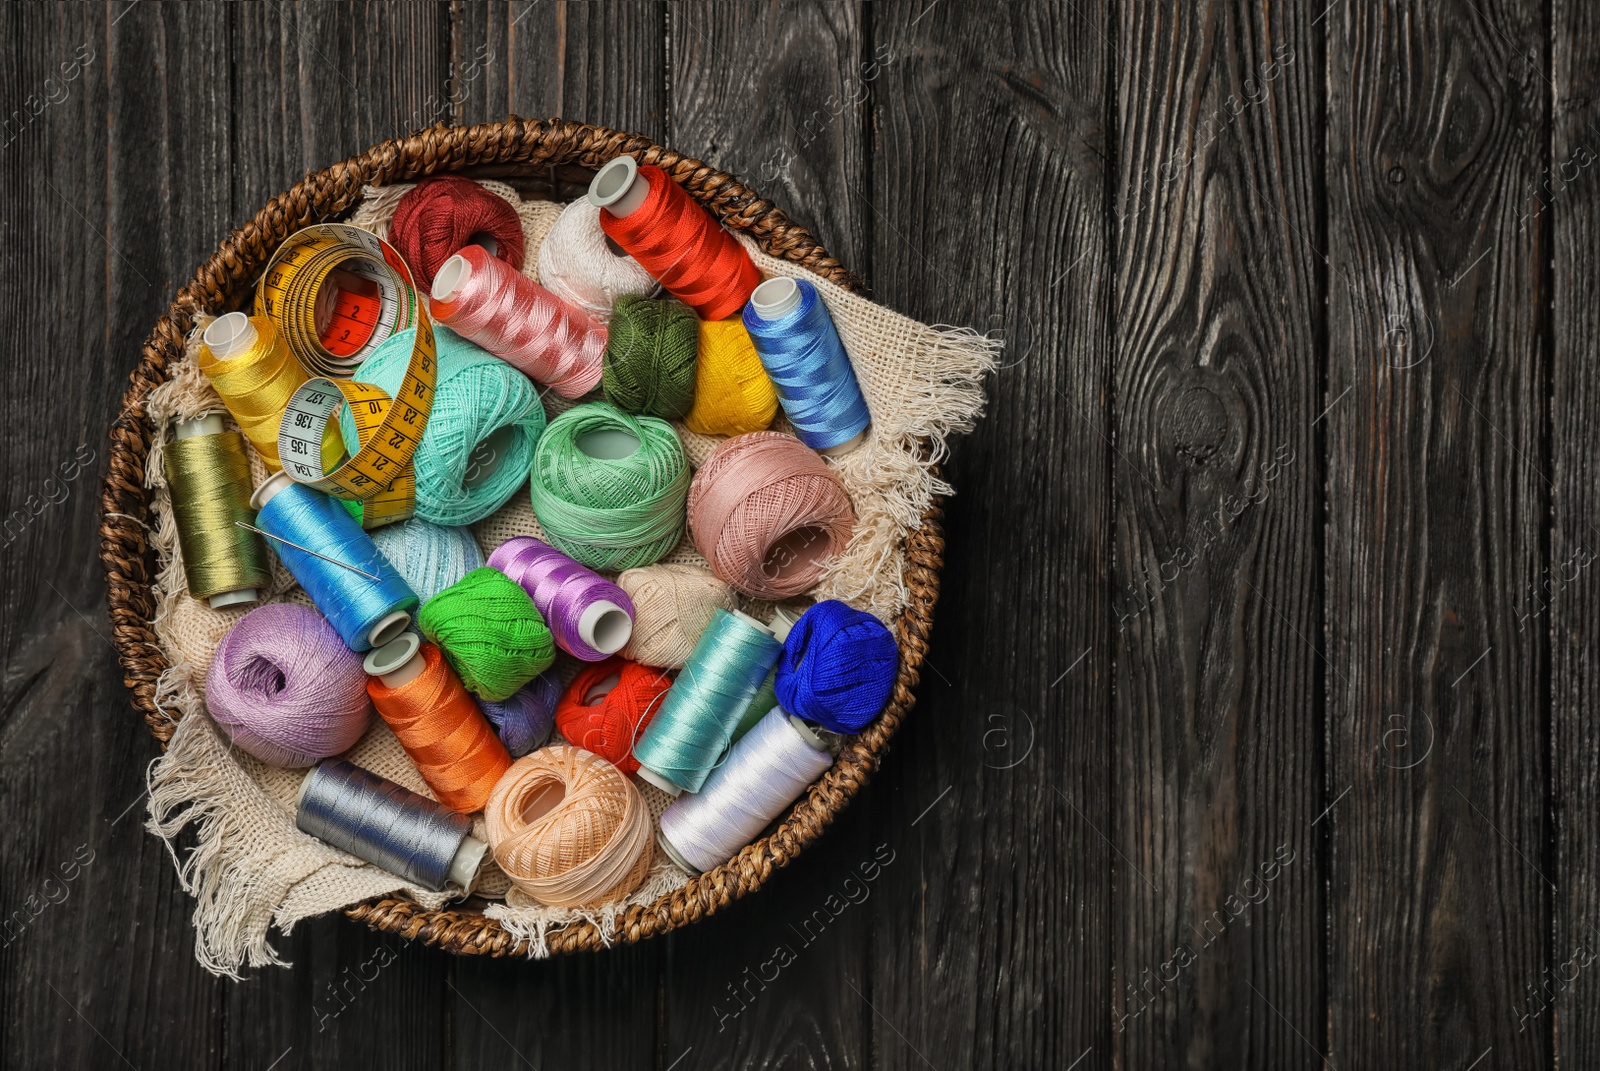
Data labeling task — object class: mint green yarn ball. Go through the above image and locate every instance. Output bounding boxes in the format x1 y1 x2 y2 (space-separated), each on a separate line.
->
528 401 690 571
340 325 545 525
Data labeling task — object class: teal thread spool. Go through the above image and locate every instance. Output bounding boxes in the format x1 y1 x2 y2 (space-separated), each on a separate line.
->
527 401 690 571
339 325 545 525
633 608 783 795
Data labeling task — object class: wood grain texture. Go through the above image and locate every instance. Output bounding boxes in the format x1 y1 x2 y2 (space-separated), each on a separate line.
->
1552 0 1600 1063
867 2 1113 1069
1 2 1589 1068
1325 0 1550 1067
0 3 226 1069
1113 4 1325 1067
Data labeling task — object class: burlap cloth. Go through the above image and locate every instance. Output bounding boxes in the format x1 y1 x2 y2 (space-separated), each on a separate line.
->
144 181 996 975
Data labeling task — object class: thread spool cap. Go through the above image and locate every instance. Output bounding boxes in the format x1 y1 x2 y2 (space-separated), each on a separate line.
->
636 766 682 797
208 588 259 610
657 829 700 874
786 713 835 754
176 414 226 440
250 470 295 510
578 599 633 656
588 156 649 217
432 254 473 303
748 277 803 321
732 609 775 637
364 631 424 685
769 605 802 643
295 766 320 811
203 312 258 361
449 835 489 888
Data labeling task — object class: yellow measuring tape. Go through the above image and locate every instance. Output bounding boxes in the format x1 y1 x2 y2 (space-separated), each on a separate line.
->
256 224 438 528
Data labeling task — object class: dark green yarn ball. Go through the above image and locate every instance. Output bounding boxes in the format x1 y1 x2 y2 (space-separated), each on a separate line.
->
417 567 555 701
603 295 700 420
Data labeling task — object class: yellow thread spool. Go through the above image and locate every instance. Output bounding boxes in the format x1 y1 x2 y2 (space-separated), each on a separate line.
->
199 313 312 472
683 318 778 437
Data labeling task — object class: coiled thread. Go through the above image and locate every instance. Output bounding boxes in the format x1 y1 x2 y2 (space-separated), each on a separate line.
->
255 480 418 651
536 198 659 320
632 609 782 794
430 243 606 398
602 295 699 420
555 657 673 774
163 428 272 602
658 708 833 873
296 759 477 892
776 599 898 733
598 163 760 321
371 518 484 605
685 317 778 437
366 640 512 812
616 563 737 669
389 175 526 290
485 745 655 908
477 672 562 758
197 315 310 471
742 279 871 451
417 567 555 701
487 536 636 662
528 402 690 571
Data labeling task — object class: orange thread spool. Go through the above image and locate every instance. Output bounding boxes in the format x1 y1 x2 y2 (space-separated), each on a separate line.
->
555 657 673 774
593 161 760 321
365 636 512 812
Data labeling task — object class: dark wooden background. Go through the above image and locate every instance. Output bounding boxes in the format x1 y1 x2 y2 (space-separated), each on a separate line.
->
1 1 1594 1067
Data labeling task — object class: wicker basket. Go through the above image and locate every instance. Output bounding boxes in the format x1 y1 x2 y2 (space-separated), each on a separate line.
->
97 119 941 956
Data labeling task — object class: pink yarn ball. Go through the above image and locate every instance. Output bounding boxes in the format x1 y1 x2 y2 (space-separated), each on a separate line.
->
205 603 373 767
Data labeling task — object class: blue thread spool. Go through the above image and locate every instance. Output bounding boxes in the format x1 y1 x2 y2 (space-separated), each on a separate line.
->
251 472 418 651
633 608 783 795
742 277 870 455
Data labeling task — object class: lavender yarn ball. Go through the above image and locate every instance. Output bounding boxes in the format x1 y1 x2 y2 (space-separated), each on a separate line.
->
476 671 562 757
205 602 373 767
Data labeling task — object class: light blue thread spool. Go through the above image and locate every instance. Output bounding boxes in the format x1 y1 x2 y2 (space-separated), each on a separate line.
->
633 608 783 795
251 472 417 651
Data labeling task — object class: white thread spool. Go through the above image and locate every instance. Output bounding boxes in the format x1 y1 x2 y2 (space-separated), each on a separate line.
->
656 707 834 874
746 278 867 456
174 412 260 609
250 471 411 648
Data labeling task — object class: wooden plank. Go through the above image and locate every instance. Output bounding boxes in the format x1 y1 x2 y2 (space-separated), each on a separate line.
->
867 2 1113 1068
222 4 453 1068
450 0 668 140
1325 0 1549 1066
1552 0 1600 1061
1112 3 1326 1066
0 2 229 1068
660 4 873 1067
443 6 667 1070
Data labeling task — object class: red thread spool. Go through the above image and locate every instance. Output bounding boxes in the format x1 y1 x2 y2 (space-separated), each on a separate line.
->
390 175 527 290
555 657 673 774
589 158 760 321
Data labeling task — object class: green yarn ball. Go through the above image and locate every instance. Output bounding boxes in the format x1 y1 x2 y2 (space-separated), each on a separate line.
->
340 325 545 526
527 401 690 571
417 567 555 701
603 295 699 420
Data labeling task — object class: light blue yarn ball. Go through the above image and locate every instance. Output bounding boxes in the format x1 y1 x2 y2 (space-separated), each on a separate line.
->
340 325 545 525
370 518 485 605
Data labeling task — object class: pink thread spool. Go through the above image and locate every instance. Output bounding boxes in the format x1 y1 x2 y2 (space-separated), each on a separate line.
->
487 535 636 662
429 244 607 398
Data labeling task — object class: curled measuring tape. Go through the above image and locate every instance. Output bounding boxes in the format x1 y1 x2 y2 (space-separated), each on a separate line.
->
257 224 439 528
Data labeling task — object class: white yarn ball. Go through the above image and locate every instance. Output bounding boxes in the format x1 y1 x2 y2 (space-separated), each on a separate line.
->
537 199 660 322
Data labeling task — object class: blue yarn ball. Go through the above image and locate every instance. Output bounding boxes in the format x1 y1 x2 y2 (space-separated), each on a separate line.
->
341 324 545 525
774 600 898 734
371 518 485 605
477 671 563 757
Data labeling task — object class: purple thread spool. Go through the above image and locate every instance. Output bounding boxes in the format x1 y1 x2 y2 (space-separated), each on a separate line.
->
487 535 636 661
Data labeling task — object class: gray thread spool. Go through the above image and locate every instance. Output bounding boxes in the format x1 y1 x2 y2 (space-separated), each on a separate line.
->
296 759 487 892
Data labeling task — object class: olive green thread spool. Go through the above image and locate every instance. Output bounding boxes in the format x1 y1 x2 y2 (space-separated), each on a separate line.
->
163 414 271 608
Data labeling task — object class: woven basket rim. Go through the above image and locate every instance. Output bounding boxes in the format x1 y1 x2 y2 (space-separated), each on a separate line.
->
96 118 942 958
